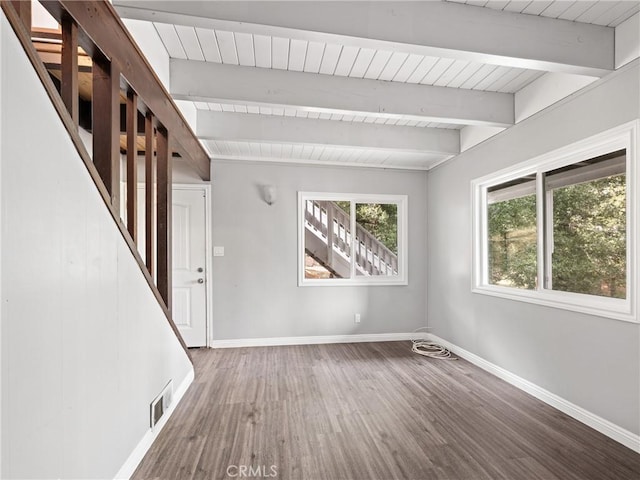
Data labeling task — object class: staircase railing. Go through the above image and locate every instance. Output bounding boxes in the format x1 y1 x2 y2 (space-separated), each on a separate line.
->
2 0 211 357
305 200 398 276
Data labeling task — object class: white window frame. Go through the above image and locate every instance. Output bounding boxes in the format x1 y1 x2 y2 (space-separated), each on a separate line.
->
472 121 639 323
298 192 408 286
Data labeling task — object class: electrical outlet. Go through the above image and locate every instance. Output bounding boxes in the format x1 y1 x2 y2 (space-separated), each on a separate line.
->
354 313 361 323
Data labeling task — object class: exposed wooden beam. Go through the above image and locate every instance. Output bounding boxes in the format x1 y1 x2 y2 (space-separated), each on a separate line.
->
41 0 211 180
172 60 514 128
116 1 614 76
92 55 121 212
60 14 78 124
156 128 172 310
126 91 138 242
197 110 460 155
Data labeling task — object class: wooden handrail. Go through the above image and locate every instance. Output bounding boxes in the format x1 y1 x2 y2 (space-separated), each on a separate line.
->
40 0 210 181
1 0 196 360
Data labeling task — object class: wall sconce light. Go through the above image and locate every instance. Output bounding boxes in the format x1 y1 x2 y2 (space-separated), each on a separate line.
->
262 185 277 205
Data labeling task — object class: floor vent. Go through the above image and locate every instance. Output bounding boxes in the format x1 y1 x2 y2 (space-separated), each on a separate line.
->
150 380 173 429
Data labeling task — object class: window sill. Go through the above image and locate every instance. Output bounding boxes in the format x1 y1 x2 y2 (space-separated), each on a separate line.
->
299 277 408 287
472 284 637 323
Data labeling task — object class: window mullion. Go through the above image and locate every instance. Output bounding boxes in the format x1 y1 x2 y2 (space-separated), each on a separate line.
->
536 172 546 292
350 200 356 279
544 188 554 291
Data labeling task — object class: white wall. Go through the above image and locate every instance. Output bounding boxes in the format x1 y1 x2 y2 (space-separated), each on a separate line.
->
1 14 193 478
211 161 428 341
427 61 640 436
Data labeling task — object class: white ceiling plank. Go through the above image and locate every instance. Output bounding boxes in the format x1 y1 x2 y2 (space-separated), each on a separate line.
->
489 68 528 92
334 46 360 76
573 2 617 24
502 1 534 14
281 143 293 158
466 1 489 7
446 62 484 88
288 39 308 71
253 34 272 68
459 64 498 89
420 58 455 85
193 101 209 110
272 37 290 70
171 58 515 126
197 110 460 155
319 44 343 75
608 4 640 27
392 54 423 82
433 59 470 86
349 48 377 78
378 52 409 81
500 70 544 93
175 25 204 61
118 2 614 75
538 1 575 19
291 145 304 158
154 23 187 59
596 2 640 26
520 1 553 16
363 50 393 79
557 1 598 22
473 65 512 90
195 28 222 62
406 56 439 84
484 1 511 9
234 32 255 66
215 30 239 64
304 41 325 73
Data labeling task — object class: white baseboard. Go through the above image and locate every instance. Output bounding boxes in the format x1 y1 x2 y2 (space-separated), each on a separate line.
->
428 334 640 454
210 332 416 349
114 368 195 479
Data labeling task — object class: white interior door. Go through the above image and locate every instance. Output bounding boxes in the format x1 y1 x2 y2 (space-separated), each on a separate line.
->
137 186 208 347
171 188 208 347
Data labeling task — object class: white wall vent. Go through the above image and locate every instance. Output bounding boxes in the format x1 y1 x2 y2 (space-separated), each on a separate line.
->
150 380 173 429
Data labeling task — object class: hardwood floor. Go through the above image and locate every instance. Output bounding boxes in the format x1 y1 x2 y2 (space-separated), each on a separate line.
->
132 342 640 480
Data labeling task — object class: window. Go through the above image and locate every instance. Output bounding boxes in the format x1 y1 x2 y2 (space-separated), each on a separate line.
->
298 193 408 286
472 121 638 322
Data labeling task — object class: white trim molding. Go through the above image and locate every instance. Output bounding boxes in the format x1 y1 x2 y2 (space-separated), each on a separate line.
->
428 334 640 454
471 120 639 323
210 332 417 349
114 368 195 480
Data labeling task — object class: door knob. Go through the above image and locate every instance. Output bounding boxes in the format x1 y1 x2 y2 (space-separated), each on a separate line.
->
197 267 204 272
197 278 204 284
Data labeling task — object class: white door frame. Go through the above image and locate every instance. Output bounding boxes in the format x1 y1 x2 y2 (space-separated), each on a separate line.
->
173 183 213 348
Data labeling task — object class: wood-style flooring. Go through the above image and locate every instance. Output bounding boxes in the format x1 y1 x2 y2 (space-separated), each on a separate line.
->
132 341 640 480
